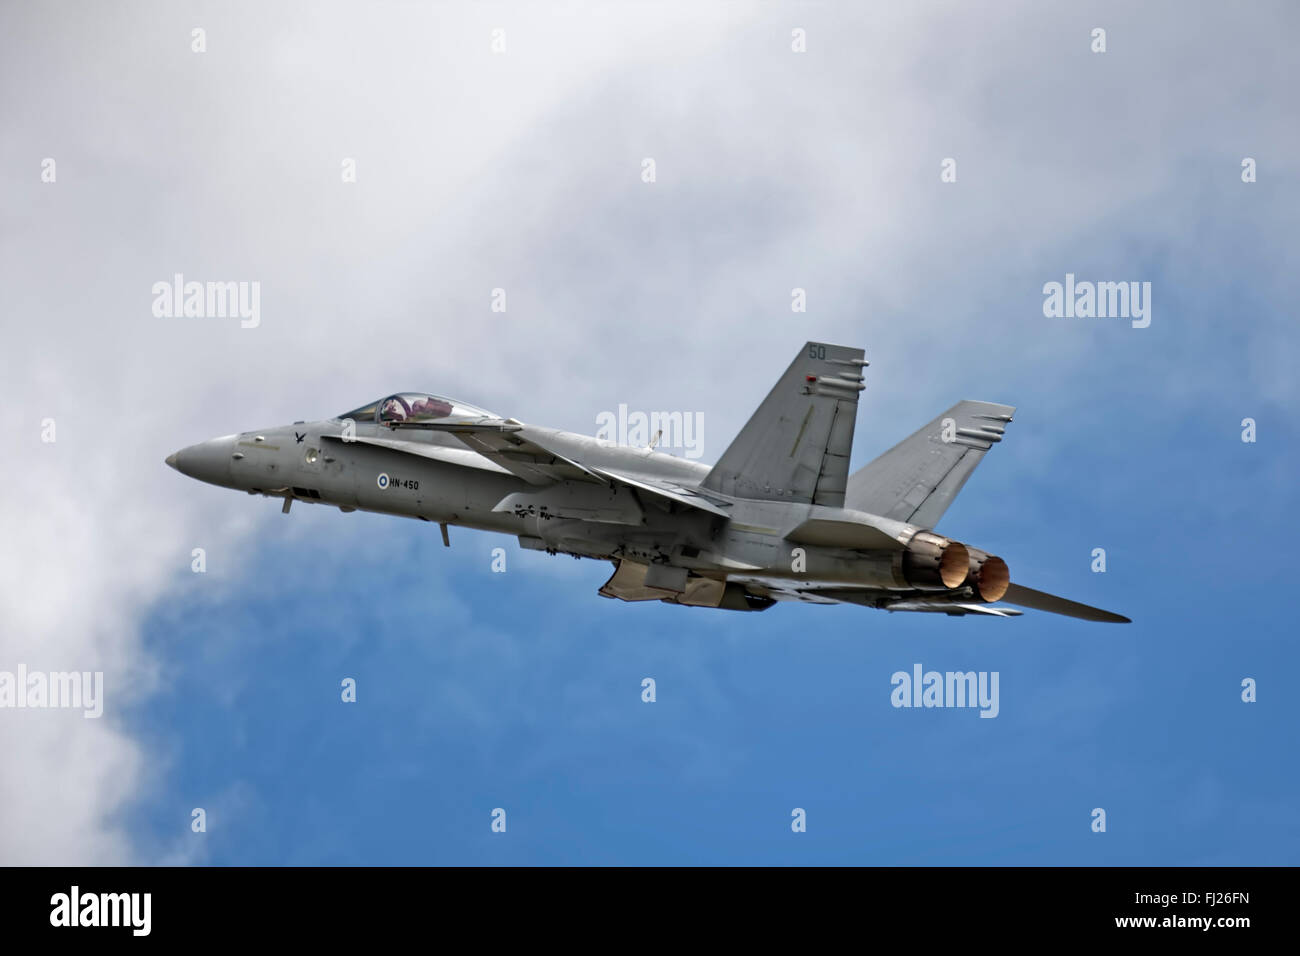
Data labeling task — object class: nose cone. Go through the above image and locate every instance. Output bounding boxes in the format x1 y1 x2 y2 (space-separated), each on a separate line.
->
167 435 237 487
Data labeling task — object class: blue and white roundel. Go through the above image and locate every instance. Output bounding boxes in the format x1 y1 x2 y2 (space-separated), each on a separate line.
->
376 472 390 489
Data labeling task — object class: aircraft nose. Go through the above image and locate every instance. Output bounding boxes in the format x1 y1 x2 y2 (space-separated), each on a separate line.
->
167 435 237 487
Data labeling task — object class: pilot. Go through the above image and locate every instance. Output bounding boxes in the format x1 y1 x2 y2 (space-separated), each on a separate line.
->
410 395 452 419
380 396 411 422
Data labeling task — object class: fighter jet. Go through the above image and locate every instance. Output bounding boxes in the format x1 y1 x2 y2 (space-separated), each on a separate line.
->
166 342 1129 622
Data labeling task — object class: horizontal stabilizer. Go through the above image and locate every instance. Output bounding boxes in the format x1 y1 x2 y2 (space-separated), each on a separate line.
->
784 515 905 550
999 583 1130 623
886 601 1023 617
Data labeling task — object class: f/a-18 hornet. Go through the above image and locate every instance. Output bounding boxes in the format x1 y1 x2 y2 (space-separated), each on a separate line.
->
167 342 1128 622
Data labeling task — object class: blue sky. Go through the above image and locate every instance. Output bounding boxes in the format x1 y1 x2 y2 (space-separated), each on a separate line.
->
3 1 1297 864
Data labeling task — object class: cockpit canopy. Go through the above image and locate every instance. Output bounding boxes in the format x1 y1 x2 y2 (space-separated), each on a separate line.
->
337 392 497 425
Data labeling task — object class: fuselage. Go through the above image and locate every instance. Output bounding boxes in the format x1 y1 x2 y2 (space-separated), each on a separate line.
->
166 413 974 603
169 417 710 544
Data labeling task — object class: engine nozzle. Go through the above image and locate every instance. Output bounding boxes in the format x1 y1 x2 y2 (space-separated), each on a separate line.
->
965 548 1010 602
901 531 970 590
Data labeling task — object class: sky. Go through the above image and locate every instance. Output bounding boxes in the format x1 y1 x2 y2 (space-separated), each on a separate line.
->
1 0 1297 865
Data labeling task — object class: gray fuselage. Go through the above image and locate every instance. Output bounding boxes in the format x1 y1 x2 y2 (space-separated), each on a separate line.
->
167 416 940 604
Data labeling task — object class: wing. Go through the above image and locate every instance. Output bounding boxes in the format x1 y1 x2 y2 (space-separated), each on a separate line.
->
342 420 734 521
321 432 516 475
389 418 736 518
591 467 733 518
387 418 602 485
